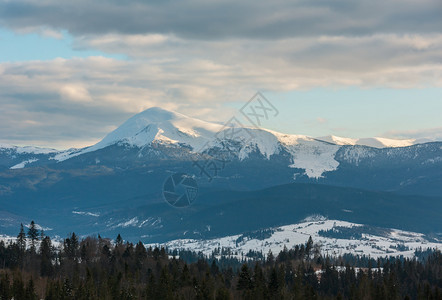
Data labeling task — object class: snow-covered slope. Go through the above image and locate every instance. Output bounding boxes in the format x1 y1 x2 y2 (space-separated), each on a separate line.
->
89 107 223 151
2 107 439 179
10 158 39 169
46 107 343 178
51 107 223 161
46 108 341 177
150 218 441 259
317 135 417 148
0 144 60 170
0 144 58 155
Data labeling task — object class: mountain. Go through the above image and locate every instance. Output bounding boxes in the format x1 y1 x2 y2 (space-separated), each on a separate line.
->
1 107 441 193
0 107 441 244
51 107 223 162
0 180 441 242
0 144 59 171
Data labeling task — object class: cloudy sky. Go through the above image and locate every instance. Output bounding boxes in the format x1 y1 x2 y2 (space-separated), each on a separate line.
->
1 0 442 149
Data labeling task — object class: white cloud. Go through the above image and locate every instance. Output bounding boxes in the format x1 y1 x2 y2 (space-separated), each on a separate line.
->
59 84 92 102
1 31 442 148
0 0 441 147
383 127 442 142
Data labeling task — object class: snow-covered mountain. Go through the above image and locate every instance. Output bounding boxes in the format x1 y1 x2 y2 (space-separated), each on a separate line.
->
52 107 223 161
49 107 336 173
3 107 436 179
0 107 441 243
2 107 438 159
52 107 438 155
150 218 441 259
1 107 441 197
0 144 58 155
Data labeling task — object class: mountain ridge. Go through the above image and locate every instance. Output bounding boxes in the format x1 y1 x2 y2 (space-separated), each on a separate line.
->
2 107 440 181
2 107 437 156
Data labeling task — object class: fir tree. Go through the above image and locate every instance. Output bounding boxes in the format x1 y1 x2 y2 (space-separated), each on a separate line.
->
115 234 123 246
0 273 11 300
27 220 39 253
25 278 38 300
40 235 54 276
237 264 253 290
17 223 26 253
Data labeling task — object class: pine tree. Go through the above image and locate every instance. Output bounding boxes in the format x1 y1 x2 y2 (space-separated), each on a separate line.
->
27 220 39 253
268 267 279 294
12 275 25 300
0 273 11 300
40 235 54 276
17 223 26 253
156 267 173 299
215 287 231 300
25 278 38 300
237 264 253 290
116 234 123 246
17 223 27 268
211 260 219 275
267 250 274 265
252 263 268 298
64 232 79 260
305 236 313 259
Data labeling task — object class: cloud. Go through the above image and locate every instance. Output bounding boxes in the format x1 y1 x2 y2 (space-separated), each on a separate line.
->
383 127 442 142
0 0 441 39
1 31 442 148
0 56 237 148
59 84 92 102
0 0 441 148
316 117 327 124
73 33 442 81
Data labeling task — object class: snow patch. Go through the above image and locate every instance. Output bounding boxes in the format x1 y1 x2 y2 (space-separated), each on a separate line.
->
10 158 39 169
116 217 139 228
287 142 340 178
72 211 100 217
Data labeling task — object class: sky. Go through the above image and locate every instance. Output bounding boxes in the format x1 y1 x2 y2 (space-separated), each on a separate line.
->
0 0 441 149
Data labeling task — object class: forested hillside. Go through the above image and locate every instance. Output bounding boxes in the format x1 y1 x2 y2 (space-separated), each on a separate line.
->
0 222 441 299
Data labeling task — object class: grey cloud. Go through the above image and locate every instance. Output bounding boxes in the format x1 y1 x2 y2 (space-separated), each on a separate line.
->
384 128 442 141
75 33 442 75
0 0 441 39
0 57 239 148
1 36 441 148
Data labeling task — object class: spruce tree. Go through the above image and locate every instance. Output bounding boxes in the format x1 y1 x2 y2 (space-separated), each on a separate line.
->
267 250 274 265
25 278 38 300
268 267 279 294
116 234 123 246
17 223 26 253
0 273 11 300
12 275 25 300
305 236 313 259
237 264 253 290
27 220 39 253
40 236 54 276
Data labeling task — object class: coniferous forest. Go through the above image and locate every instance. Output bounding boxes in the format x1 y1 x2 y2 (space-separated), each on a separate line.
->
0 222 441 300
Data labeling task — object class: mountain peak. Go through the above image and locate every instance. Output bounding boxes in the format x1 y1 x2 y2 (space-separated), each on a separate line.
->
132 107 184 123
49 107 434 165
51 106 223 161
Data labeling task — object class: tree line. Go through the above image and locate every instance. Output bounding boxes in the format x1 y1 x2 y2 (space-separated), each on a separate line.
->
0 221 441 299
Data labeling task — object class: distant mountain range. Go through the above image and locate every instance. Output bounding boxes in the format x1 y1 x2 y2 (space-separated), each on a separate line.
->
0 107 441 245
